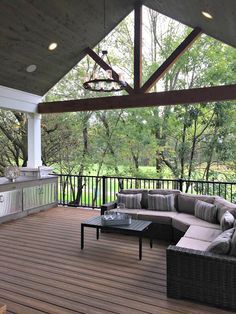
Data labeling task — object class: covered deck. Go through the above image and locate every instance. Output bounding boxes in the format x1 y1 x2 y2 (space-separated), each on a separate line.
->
0 207 231 314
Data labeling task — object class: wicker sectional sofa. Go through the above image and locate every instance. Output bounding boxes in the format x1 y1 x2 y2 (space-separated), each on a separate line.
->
101 188 236 311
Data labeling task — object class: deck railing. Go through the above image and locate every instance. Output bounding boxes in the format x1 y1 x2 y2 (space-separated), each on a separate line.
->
56 174 236 208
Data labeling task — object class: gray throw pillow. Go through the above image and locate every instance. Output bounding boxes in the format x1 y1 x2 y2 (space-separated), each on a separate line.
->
207 228 234 254
120 189 148 209
194 200 217 223
117 193 142 209
147 194 176 211
220 210 235 231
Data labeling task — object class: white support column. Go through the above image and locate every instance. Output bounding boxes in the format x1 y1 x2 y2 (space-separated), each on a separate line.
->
27 113 42 168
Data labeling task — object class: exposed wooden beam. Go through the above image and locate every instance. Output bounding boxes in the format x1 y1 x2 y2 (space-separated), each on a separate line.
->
140 27 202 93
85 47 134 95
134 3 143 92
38 84 236 114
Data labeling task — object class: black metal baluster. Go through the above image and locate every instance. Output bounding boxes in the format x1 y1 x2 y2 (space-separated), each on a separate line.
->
54 174 236 207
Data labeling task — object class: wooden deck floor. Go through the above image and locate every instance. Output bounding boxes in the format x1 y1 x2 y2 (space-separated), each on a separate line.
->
0 207 232 314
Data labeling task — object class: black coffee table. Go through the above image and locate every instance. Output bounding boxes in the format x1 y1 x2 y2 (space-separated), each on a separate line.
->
81 216 153 260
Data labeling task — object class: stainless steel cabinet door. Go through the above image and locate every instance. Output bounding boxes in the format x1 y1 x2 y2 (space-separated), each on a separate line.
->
41 182 57 206
0 189 22 217
23 182 56 210
23 186 41 210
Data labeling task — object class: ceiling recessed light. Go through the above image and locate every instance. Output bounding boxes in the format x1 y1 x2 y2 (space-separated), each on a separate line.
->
48 42 58 51
26 64 37 73
202 11 213 19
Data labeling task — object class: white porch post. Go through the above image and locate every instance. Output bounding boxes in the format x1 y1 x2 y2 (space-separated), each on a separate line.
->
0 85 44 171
27 113 42 168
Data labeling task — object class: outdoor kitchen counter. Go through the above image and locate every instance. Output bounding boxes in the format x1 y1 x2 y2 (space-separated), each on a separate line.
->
0 175 57 191
0 175 58 223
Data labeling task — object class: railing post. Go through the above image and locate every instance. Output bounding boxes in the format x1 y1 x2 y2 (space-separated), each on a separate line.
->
102 176 107 205
178 178 183 192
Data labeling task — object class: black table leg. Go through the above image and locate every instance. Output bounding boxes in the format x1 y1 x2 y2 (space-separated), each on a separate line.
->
150 238 153 249
96 227 99 240
81 224 84 250
139 235 142 260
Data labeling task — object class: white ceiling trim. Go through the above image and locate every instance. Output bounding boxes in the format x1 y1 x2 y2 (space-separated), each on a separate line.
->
0 85 42 113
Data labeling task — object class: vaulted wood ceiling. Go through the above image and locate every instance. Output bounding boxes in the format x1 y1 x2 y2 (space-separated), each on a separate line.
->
0 0 235 96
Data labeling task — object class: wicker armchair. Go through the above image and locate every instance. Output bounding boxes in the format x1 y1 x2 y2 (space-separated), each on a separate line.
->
166 245 236 310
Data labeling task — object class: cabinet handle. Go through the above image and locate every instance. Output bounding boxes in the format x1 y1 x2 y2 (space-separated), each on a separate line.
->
0 195 4 202
38 187 43 195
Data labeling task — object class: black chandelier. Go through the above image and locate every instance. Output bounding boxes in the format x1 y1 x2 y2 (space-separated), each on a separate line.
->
83 0 126 93
83 50 126 92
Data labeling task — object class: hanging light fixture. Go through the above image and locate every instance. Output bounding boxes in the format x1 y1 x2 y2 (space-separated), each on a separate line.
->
83 0 126 92
83 50 126 92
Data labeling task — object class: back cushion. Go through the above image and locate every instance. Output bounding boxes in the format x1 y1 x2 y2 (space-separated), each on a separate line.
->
214 196 236 223
147 194 176 211
117 193 142 209
119 189 148 209
148 189 180 211
178 193 215 215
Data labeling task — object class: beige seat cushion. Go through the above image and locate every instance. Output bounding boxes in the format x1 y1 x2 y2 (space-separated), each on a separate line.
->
172 213 221 233
185 225 222 242
111 208 177 224
137 210 177 224
110 208 139 219
176 237 211 251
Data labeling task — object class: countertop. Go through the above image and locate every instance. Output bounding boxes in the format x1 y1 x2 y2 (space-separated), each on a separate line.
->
0 175 57 187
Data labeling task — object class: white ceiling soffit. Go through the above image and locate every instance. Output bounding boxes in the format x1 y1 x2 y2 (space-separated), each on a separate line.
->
0 85 42 113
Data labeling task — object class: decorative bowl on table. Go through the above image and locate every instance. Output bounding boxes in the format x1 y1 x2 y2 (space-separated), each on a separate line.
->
4 166 20 182
101 210 131 226
117 203 126 210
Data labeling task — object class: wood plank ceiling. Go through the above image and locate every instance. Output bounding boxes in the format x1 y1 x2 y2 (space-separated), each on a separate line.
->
0 0 135 95
0 0 235 97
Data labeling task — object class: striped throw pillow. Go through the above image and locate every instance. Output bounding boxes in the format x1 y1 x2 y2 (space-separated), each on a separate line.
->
117 193 142 209
147 194 176 211
194 200 217 223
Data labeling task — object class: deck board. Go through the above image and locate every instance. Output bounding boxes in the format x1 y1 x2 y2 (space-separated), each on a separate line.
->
0 207 231 314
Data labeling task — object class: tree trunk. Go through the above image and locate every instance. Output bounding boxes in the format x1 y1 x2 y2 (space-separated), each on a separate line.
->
186 118 198 192
203 126 218 181
71 114 91 206
99 112 119 175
